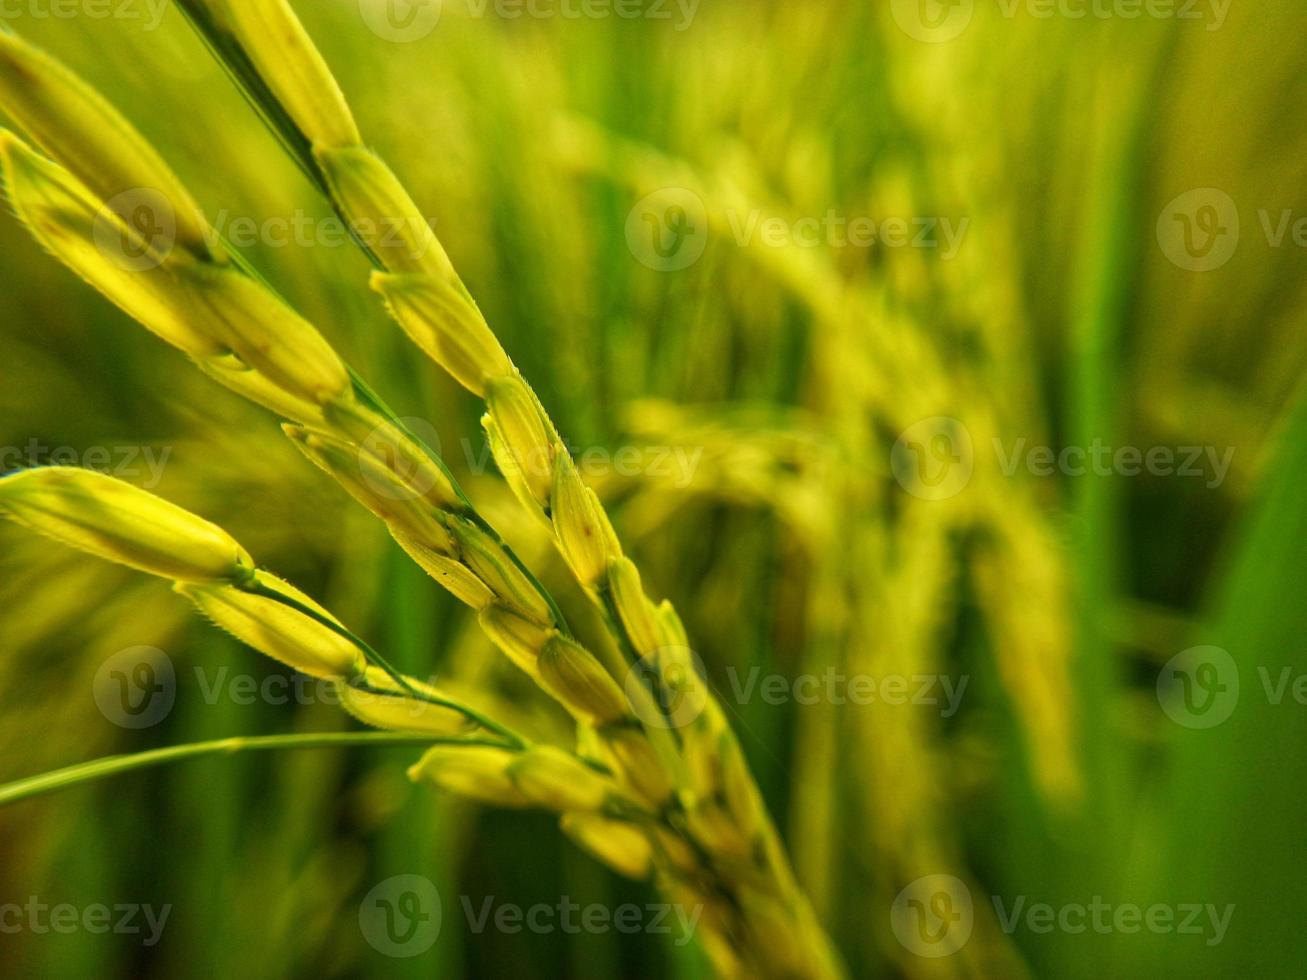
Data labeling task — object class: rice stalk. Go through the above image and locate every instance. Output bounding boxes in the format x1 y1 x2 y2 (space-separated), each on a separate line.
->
0 17 844 978
173 5 845 974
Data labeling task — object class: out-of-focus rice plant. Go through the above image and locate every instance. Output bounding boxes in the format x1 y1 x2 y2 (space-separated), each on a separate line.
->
1 0 1305 977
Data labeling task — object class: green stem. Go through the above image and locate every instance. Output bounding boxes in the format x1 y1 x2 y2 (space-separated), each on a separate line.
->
237 577 528 748
348 678 529 750
177 8 576 643
173 2 321 194
176 4 380 268
329 389 573 638
240 575 417 695
0 732 480 807
465 508 575 639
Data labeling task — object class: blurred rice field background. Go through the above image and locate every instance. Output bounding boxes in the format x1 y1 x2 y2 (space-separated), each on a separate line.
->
2 0 1307 977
